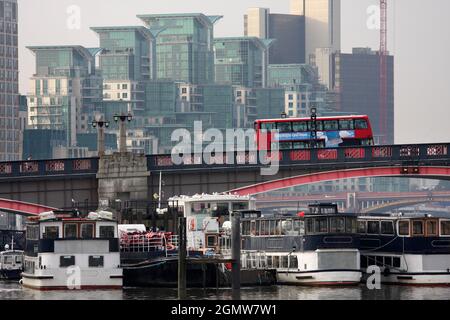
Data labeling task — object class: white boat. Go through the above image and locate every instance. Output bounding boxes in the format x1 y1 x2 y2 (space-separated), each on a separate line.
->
0 238 24 280
359 214 450 285
21 210 123 290
240 204 362 286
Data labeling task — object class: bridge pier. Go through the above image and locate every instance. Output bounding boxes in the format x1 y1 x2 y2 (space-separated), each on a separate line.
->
96 152 149 221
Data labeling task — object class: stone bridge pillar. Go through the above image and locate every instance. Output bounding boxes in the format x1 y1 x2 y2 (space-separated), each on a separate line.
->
96 152 149 221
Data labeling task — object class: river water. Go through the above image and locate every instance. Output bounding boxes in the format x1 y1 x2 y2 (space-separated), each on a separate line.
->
1 281 449 300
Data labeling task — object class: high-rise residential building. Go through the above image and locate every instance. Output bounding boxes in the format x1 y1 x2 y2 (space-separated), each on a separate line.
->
244 8 270 38
244 8 305 64
91 26 158 115
268 64 334 117
138 13 222 84
333 48 394 144
214 37 274 88
290 0 341 62
0 0 19 161
27 46 102 146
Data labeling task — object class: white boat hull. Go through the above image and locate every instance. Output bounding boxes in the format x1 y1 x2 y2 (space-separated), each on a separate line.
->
277 270 362 286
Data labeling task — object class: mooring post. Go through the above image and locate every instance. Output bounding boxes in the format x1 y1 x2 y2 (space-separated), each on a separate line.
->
178 217 187 300
231 211 241 300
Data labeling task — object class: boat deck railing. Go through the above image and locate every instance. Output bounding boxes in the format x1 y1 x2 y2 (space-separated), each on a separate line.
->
120 232 178 254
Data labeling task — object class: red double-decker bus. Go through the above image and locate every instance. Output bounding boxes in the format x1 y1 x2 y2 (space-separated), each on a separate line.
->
255 115 374 151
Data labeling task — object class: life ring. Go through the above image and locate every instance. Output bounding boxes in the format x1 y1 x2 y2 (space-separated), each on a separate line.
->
189 218 196 231
166 243 176 251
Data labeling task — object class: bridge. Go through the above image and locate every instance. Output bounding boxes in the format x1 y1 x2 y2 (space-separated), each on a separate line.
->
0 143 449 213
255 191 450 213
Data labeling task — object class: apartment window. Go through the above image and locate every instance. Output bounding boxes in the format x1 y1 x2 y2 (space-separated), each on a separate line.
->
117 84 120 89
122 84 127 89
122 93 128 99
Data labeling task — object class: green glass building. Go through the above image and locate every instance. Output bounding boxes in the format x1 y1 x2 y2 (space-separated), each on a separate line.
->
138 13 222 84
214 37 274 88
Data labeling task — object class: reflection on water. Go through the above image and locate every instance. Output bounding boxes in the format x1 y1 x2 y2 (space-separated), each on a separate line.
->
1 281 450 300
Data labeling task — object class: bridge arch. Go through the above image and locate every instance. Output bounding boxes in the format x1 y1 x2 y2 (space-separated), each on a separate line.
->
230 166 450 196
0 199 56 216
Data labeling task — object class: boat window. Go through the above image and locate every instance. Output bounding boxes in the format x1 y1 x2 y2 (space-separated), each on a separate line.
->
281 220 293 235
81 224 94 239
412 221 424 236
242 221 250 236
60 255 75 267
306 218 314 234
380 221 394 235
384 256 393 267
329 217 345 233
269 220 276 236
273 256 280 268
323 120 339 131
346 218 357 234
393 257 401 268
260 220 269 236
367 221 380 235
375 256 383 267
250 221 256 236
99 225 115 238
314 218 328 234
64 223 78 238
88 256 104 268
426 221 438 236
360 256 368 268
267 256 273 268
274 220 282 235
398 221 410 236
293 121 308 132
355 119 368 129
26 225 39 240
43 226 59 239
282 256 289 268
207 235 218 247
357 220 367 234
339 119 355 130
213 203 229 217
440 221 450 236
255 221 261 236
289 255 298 269
24 261 35 274
293 220 305 235
15 256 22 264
232 202 248 211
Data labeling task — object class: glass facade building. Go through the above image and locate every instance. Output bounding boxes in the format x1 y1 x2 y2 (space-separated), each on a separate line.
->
0 0 19 161
27 46 102 146
214 37 273 88
138 14 222 84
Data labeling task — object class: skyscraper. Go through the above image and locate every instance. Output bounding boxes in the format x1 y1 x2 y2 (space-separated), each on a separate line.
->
0 0 19 161
334 48 394 144
27 46 102 147
290 0 341 62
244 8 305 64
91 26 158 114
138 13 222 84
214 37 273 88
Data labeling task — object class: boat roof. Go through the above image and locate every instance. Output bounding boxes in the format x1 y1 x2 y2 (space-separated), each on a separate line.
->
169 193 254 204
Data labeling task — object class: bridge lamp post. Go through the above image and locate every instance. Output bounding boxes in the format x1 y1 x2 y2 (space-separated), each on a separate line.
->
310 107 317 149
92 120 110 157
114 113 133 153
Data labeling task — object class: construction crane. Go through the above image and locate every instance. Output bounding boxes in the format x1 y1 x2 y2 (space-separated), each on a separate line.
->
379 0 388 144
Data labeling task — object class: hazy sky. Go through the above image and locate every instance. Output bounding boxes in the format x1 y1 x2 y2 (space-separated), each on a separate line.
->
18 0 450 144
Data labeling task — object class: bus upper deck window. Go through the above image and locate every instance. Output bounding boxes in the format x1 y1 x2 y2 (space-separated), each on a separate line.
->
261 122 276 131
339 119 355 130
277 122 292 132
308 120 323 131
324 120 338 131
355 119 368 129
293 121 308 132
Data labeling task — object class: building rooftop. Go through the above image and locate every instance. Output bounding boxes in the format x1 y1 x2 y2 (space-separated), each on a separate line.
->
214 36 276 49
90 26 156 40
137 13 223 28
26 45 94 59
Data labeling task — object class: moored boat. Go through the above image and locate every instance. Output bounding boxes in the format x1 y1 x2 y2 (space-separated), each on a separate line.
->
0 238 23 280
21 210 123 290
358 213 450 285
